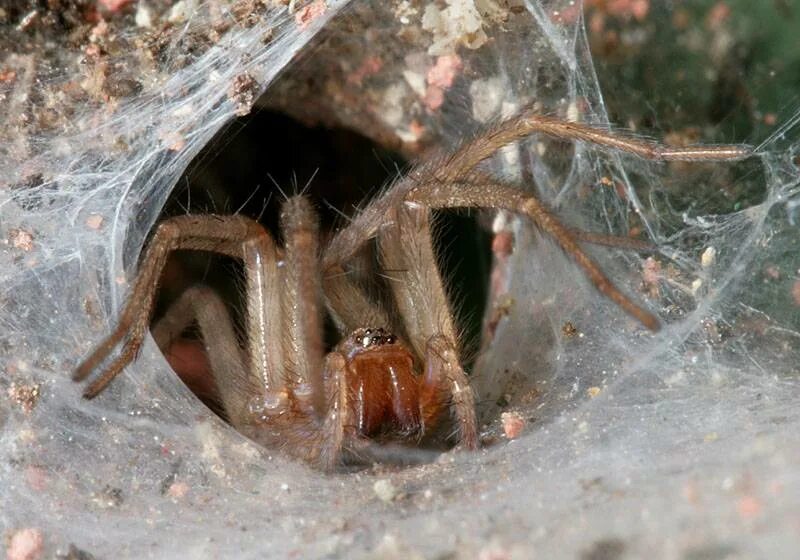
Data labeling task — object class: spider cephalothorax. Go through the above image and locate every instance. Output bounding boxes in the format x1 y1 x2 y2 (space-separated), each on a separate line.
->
74 108 751 470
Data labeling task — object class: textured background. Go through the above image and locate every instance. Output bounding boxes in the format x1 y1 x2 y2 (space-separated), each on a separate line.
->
1 1 799 558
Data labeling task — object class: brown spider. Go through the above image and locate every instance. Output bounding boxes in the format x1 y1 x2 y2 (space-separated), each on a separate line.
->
73 109 750 469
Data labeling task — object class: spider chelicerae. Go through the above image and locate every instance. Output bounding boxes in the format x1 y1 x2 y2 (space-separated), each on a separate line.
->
73 108 750 469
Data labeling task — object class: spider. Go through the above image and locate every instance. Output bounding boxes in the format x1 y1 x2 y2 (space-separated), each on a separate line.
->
73 108 750 470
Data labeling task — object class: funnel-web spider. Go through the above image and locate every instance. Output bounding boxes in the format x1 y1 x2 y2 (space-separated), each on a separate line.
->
74 109 750 469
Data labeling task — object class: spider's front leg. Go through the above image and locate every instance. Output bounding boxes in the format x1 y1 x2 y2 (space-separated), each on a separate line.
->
312 352 353 469
378 203 479 449
73 215 282 402
270 196 360 469
278 197 326 412
418 334 478 448
398 111 754 332
405 179 663 330
439 109 751 175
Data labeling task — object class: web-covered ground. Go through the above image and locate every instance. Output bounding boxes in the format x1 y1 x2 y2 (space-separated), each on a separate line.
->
1 1 799 558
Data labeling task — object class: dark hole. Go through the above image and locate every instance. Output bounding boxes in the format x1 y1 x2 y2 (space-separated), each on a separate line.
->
155 110 491 420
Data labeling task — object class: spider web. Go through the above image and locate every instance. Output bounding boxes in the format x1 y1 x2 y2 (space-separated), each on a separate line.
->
1 0 799 558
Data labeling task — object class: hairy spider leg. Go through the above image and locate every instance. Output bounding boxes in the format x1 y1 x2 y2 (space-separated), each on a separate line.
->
73 110 755 470
325 111 753 334
247 196 355 469
406 179 661 329
73 201 358 468
73 215 270 398
323 263 392 334
441 109 752 176
241 231 285 399
314 352 352 469
147 229 285 425
324 113 751 274
378 204 478 448
150 285 249 422
279 197 325 410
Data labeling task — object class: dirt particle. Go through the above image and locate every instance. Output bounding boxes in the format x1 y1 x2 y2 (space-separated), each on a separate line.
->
228 73 259 117
641 256 661 297
134 3 153 28
162 131 186 152
167 481 190 499
426 54 462 89
17 9 40 32
167 1 188 23
423 84 445 111
700 246 716 268
501 411 526 439
295 0 327 30
98 0 135 13
706 1 731 29
562 321 579 337
0 68 16 83
586 386 601 398
6 528 44 560
373 479 398 503
763 265 780 280
10 229 34 251
85 214 104 230
736 495 762 519
7 382 40 413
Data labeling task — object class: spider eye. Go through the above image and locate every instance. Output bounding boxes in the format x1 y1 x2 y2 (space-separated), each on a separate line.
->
354 328 397 348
